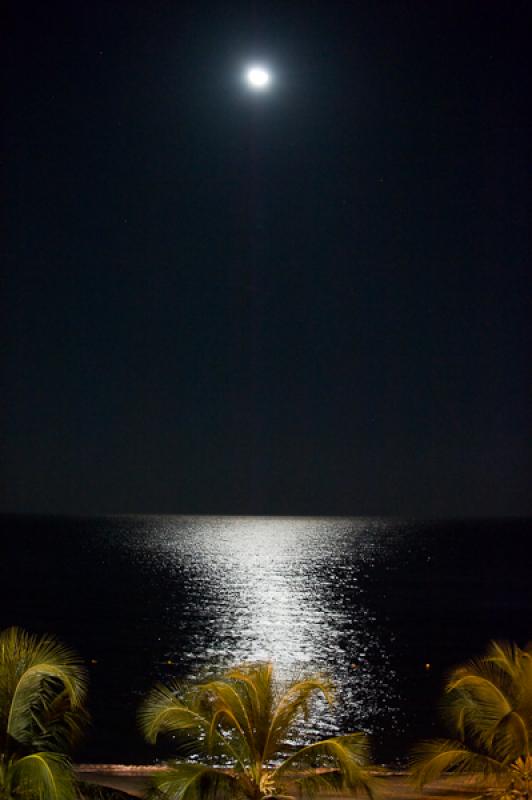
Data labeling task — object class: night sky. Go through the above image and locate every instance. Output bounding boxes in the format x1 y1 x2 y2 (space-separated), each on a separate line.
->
2 1 531 516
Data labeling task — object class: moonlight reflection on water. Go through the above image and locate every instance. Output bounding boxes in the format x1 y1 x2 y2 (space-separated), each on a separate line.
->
129 516 401 740
3 514 530 762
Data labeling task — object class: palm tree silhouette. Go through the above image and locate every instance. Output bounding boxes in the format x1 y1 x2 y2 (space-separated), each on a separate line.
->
412 641 532 799
0 626 87 800
140 661 375 800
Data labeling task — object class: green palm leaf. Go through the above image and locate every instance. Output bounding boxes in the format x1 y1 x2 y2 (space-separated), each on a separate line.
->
411 739 507 787
0 626 87 748
8 751 76 800
139 681 211 745
193 677 257 761
411 641 532 792
262 676 333 761
488 711 529 765
150 763 241 800
274 733 374 796
222 663 274 761
140 662 375 800
0 627 88 800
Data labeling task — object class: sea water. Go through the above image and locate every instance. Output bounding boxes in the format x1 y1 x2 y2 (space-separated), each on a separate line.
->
2 514 530 764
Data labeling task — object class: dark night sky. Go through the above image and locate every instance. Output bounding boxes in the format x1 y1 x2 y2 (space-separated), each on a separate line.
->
2 0 531 516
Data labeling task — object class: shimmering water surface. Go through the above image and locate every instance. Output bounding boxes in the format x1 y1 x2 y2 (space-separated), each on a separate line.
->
2 515 530 764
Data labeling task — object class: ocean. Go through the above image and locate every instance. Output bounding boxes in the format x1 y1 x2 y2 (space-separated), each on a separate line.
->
2 514 530 765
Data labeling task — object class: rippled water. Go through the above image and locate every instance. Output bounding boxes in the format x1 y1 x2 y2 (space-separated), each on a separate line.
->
2 514 530 764
115 516 401 739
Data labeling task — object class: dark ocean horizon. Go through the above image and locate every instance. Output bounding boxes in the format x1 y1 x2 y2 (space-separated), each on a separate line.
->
2 514 531 766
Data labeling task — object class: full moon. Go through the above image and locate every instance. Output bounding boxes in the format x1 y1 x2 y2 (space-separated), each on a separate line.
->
246 66 271 89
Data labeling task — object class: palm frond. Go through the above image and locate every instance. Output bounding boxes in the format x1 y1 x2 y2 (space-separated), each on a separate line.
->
444 680 513 754
223 663 273 756
9 751 77 800
411 641 532 796
410 739 507 788
0 626 87 704
138 682 211 746
149 762 241 800
295 767 371 799
274 733 374 796
263 676 333 761
141 664 376 800
488 711 529 765
193 678 255 757
485 642 522 682
0 627 88 765
140 681 253 772
34 690 91 752
195 663 285 768
447 676 511 720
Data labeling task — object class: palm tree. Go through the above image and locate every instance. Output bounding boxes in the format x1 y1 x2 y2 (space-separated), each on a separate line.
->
0 626 87 800
139 662 376 800
411 641 532 799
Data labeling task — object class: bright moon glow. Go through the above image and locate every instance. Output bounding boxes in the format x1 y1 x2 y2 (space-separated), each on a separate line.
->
246 66 271 89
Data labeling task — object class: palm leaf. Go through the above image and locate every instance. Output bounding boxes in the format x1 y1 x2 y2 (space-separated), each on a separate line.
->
411 640 532 796
263 676 333 761
411 739 507 788
223 663 273 758
141 663 375 800
9 751 77 800
274 733 374 796
488 711 529 765
0 626 87 748
193 678 256 761
485 642 522 684
447 676 511 723
149 762 241 800
33 690 91 752
138 682 211 745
